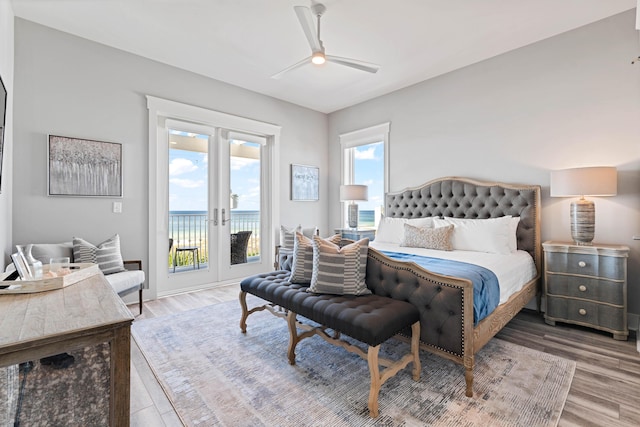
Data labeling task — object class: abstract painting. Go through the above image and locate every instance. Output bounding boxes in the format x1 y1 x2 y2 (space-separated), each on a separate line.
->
48 135 122 197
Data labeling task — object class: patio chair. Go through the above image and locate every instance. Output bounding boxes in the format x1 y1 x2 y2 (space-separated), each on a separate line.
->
230 231 252 264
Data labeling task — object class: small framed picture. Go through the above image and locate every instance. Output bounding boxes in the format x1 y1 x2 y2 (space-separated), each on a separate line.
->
290 164 319 201
11 252 32 280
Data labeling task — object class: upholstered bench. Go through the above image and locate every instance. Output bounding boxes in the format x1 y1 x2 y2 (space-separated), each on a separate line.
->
239 271 421 418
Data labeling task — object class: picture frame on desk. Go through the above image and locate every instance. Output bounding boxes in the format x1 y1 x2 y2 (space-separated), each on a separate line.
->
11 252 32 280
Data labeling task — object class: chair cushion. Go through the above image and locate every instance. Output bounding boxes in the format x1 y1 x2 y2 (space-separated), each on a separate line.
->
105 270 145 296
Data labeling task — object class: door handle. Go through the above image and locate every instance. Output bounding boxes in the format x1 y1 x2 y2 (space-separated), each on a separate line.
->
212 208 218 226
221 208 228 226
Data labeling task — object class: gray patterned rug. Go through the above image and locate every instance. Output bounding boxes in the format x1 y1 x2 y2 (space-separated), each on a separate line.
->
132 298 575 427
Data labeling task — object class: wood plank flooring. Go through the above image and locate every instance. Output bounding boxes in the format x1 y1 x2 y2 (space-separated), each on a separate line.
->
127 284 640 427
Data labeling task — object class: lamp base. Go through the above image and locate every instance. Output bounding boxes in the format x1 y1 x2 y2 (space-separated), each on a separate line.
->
347 203 359 229
570 199 595 246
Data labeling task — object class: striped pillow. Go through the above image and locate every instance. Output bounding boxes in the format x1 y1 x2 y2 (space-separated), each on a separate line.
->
290 232 341 284
280 225 301 250
73 234 126 275
308 236 371 296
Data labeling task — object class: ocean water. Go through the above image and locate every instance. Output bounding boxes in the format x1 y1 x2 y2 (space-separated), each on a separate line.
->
169 209 377 238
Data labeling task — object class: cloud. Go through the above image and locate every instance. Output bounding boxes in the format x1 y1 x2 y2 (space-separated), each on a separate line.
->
170 178 204 189
354 147 376 160
231 156 259 170
169 158 198 176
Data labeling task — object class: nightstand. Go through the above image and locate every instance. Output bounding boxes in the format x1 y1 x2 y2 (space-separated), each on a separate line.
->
543 241 629 340
334 228 376 241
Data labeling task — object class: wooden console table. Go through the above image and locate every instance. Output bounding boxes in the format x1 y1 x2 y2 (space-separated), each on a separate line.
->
0 272 134 426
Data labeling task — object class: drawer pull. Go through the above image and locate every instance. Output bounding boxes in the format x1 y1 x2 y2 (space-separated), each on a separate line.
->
578 308 587 316
578 285 587 292
578 261 586 268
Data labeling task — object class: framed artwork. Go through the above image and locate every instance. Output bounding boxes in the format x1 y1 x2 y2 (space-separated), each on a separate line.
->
290 164 319 201
48 135 123 197
11 252 31 280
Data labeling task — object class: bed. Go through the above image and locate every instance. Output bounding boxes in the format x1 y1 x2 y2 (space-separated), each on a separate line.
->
367 176 541 396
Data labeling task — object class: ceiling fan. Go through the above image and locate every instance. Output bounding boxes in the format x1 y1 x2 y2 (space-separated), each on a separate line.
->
271 2 380 79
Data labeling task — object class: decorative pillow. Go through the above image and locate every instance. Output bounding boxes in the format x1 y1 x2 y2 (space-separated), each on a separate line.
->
508 216 520 253
375 216 434 244
280 225 302 250
432 216 514 255
73 234 126 275
400 223 454 251
290 232 341 284
308 236 371 296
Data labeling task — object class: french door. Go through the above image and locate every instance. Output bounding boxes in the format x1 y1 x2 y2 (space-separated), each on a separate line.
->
148 96 280 298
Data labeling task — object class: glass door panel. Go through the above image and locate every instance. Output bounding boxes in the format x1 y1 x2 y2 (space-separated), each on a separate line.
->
168 129 210 274
229 137 261 266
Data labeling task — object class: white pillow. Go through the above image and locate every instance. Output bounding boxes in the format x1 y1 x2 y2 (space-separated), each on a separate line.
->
508 216 520 253
433 216 514 255
375 216 434 244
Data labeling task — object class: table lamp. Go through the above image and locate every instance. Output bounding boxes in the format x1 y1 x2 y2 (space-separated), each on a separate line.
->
550 166 617 245
340 184 368 229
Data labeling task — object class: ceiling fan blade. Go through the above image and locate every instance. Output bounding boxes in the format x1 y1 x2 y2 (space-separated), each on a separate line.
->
271 56 312 79
325 55 380 74
294 5 322 53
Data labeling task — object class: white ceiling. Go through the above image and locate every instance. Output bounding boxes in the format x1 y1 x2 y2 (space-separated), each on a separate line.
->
10 0 637 114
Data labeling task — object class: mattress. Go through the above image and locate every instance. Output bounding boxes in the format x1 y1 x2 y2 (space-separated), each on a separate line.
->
370 241 537 305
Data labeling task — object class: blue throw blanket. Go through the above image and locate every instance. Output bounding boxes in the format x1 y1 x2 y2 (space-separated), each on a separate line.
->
379 251 500 324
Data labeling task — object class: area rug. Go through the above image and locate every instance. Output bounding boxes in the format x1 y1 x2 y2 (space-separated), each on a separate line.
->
132 298 575 427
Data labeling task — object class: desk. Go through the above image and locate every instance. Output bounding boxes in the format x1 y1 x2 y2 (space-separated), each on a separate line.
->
0 273 134 426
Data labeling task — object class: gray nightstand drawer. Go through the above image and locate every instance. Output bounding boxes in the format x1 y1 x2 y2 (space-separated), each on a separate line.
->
546 274 624 306
546 297 626 332
545 252 624 280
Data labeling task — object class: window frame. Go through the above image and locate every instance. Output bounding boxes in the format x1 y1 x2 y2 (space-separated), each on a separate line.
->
339 122 390 227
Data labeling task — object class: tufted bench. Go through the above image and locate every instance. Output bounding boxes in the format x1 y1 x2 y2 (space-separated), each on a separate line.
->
239 271 421 418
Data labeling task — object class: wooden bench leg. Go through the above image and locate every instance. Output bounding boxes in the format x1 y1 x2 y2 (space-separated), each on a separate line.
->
411 321 421 381
367 345 382 418
286 310 298 365
239 291 249 333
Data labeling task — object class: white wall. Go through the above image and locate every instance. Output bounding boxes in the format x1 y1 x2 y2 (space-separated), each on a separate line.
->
0 1 14 270
329 11 640 317
12 19 328 283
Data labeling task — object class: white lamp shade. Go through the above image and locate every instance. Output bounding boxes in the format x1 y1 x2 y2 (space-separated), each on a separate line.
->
340 184 368 202
550 167 617 197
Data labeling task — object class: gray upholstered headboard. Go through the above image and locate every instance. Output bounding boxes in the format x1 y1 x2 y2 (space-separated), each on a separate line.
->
385 177 542 274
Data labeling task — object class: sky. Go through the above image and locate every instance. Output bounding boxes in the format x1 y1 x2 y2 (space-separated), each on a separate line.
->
169 140 261 212
353 141 384 212
169 138 383 213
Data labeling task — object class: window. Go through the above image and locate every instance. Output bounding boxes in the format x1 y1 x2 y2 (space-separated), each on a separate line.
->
340 123 390 228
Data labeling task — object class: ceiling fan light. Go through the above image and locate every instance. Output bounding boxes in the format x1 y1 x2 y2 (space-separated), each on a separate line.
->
311 51 326 65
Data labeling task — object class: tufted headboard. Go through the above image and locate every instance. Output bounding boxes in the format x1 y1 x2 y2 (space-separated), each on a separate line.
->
385 177 542 274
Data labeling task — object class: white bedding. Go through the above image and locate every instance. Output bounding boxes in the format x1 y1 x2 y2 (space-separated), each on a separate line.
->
370 241 537 304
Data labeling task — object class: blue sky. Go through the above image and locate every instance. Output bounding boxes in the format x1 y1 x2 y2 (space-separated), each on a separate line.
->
169 141 261 212
353 141 384 212
169 139 383 213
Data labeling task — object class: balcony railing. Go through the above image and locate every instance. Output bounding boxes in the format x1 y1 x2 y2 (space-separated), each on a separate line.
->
168 211 260 270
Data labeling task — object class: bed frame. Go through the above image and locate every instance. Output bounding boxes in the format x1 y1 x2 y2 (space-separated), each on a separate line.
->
376 176 541 396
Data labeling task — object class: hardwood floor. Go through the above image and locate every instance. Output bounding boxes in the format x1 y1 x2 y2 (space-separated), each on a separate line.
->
128 284 640 427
